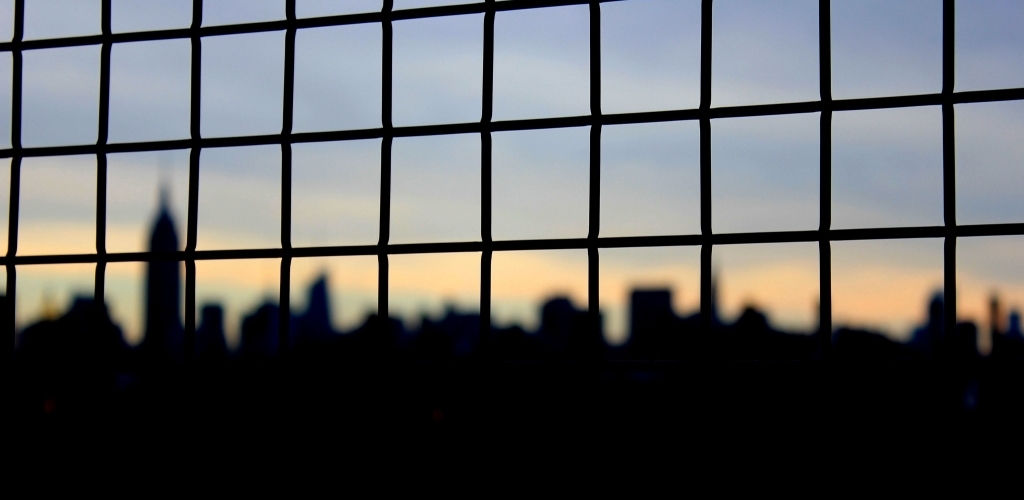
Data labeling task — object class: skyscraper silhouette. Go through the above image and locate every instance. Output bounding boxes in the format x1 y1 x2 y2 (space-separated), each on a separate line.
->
141 189 183 362
295 274 334 346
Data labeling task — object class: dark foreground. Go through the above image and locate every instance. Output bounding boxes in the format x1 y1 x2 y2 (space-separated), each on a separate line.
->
12 295 1024 476
12 358 1024 470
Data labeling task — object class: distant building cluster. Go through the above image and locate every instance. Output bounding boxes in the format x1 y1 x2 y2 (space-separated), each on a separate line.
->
12 199 1024 363
10 198 1024 420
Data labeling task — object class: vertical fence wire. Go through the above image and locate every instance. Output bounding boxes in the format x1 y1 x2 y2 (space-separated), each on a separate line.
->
184 0 204 356
480 0 495 355
818 0 832 357
941 0 957 347
378 1 394 329
699 0 713 332
588 1 602 340
279 0 297 356
95 0 111 312
6 0 24 335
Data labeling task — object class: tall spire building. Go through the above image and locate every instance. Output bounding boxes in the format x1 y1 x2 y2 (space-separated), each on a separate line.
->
141 189 183 362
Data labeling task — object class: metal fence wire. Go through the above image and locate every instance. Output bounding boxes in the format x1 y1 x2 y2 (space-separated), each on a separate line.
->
3 0 1023 359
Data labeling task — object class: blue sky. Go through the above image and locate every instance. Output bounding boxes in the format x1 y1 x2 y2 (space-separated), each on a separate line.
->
3 0 1022 347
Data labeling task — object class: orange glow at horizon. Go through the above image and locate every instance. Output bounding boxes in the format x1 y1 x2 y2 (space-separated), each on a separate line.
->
10 239 1023 345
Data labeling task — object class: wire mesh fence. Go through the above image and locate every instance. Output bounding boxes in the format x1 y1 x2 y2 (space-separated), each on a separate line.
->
3 0 1023 360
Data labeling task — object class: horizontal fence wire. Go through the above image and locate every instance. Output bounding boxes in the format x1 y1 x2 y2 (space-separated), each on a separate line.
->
2 89 1023 160
0 0 624 52
4 0 1023 360
1 222 1022 266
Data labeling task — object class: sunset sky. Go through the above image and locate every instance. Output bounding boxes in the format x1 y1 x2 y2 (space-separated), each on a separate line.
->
3 0 1022 348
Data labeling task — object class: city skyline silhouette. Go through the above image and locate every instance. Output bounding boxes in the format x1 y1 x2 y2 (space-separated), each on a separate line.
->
11 198 1024 462
6 0 1023 469
13 198 1024 367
